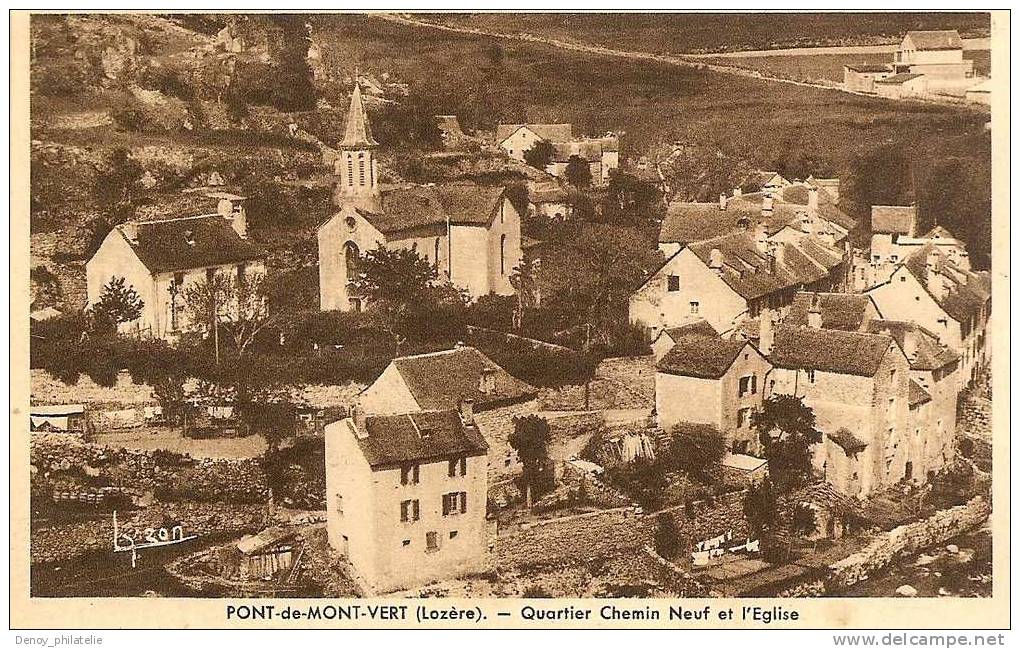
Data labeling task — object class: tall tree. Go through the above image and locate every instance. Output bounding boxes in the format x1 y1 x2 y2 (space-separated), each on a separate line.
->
509 415 554 505
182 270 274 359
752 395 822 490
663 423 727 484
270 16 317 111
564 155 592 188
91 276 144 332
524 140 554 170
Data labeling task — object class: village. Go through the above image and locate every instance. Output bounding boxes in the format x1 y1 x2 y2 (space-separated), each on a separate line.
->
28 15 993 600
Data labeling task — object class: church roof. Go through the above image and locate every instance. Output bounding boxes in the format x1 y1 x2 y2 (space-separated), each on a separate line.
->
359 183 507 235
339 83 378 149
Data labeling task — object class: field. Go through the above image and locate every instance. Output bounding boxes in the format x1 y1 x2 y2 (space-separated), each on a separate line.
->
426 12 991 54
704 50 992 84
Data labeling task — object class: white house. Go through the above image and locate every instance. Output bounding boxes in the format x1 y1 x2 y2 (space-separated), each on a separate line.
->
85 194 265 339
495 123 573 163
324 401 489 593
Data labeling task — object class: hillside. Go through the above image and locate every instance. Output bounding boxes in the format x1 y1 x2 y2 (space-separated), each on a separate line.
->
29 13 993 313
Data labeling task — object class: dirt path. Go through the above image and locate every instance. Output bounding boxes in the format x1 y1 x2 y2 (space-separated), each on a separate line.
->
373 13 982 108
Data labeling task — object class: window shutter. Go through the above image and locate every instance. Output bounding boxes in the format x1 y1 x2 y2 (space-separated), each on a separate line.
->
413 499 420 521
460 492 467 514
442 495 449 516
413 465 420 484
400 500 408 522
460 457 467 476
448 459 456 478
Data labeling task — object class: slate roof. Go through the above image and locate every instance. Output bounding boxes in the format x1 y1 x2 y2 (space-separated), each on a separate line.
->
661 319 718 341
391 346 537 410
779 185 856 231
785 292 876 331
904 30 964 51
495 123 573 144
357 409 489 468
901 244 990 324
875 73 925 85
908 379 933 408
864 320 960 371
360 183 505 235
686 232 843 302
119 215 265 275
656 336 749 379
871 205 917 235
740 170 788 193
551 140 604 163
339 83 378 149
770 326 894 377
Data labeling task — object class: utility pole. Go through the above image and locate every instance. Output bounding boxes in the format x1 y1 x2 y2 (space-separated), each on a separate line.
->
583 322 592 411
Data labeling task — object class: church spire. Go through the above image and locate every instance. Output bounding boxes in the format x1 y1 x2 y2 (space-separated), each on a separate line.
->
340 82 378 149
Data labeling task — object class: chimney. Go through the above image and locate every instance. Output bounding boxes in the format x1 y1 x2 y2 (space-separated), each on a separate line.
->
807 294 823 329
903 329 918 363
220 199 247 239
719 193 727 211
709 248 724 274
759 309 775 355
926 250 946 300
807 186 819 215
352 404 367 435
753 223 769 254
761 195 774 217
121 222 139 243
459 398 475 427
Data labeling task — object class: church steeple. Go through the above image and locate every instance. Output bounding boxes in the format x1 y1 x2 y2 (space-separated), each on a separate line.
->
334 82 381 211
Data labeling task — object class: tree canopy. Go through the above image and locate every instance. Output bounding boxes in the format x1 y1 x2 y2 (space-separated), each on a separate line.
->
752 395 822 490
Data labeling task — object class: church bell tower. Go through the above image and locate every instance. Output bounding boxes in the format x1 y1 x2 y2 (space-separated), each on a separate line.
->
334 82 381 213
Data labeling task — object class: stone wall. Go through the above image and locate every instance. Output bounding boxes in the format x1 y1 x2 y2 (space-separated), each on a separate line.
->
827 496 990 589
31 434 269 504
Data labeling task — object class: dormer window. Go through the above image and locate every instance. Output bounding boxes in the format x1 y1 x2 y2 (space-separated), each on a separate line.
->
479 368 497 394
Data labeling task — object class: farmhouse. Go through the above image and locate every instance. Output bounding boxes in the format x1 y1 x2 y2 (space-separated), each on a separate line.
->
894 30 974 80
85 193 266 339
324 402 489 593
495 123 573 162
769 325 911 498
843 63 895 93
496 123 619 185
319 85 523 311
874 73 928 100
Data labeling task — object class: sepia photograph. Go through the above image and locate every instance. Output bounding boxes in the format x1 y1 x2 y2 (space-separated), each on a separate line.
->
10 8 1009 632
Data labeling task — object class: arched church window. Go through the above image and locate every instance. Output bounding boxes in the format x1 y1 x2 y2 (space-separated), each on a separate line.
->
344 241 361 279
500 234 507 276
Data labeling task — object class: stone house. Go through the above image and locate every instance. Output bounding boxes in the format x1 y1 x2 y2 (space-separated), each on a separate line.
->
864 320 961 480
769 325 911 498
782 292 882 332
630 221 847 341
866 244 990 386
319 85 523 311
650 318 717 361
655 334 771 454
495 123 573 163
862 204 971 288
324 402 489 593
528 184 573 221
495 124 619 185
894 30 974 80
85 194 265 339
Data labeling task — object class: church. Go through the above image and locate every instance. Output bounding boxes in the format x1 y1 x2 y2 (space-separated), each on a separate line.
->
318 84 523 311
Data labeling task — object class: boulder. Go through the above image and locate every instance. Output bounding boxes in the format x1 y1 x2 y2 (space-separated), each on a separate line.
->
895 584 918 597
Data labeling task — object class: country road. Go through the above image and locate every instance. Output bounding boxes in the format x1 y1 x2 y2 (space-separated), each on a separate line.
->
373 13 985 108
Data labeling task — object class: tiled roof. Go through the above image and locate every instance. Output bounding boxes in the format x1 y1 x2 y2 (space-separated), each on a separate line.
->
864 320 960 371
656 336 749 379
357 409 488 468
118 215 264 274
785 292 876 331
875 73 925 85
902 244 990 324
339 83 378 149
771 326 894 377
904 30 963 51
495 123 573 144
361 183 505 235
662 319 718 341
908 379 932 408
871 205 917 235
392 346 537 411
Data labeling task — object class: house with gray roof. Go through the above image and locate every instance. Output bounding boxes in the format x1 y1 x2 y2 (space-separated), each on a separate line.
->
85 191 265 340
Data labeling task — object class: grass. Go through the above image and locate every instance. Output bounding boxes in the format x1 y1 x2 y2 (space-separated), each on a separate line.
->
426 13 991 54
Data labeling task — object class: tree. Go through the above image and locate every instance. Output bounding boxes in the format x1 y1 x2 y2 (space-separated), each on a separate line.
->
664 423 727 484
752 395 822 491
91 276 144 331
270 16 316 111
122 339 193 433
348 246 467 351
654 513 682 559
564 155 592 188
93 148 146 223
524 140 554 170
508 258 537 331
509 415 554 505
743 477 778 538
607 457 669 511
182 270 274 360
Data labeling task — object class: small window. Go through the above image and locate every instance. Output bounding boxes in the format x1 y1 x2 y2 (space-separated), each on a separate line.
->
402 539 411 547
400 464 420 486
737 407 753 429
690 301 700 315
806 369 816 383
449 531 458 539
667 275 680 292
900 275 907 282
448 457 467 477
426 531 439 552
